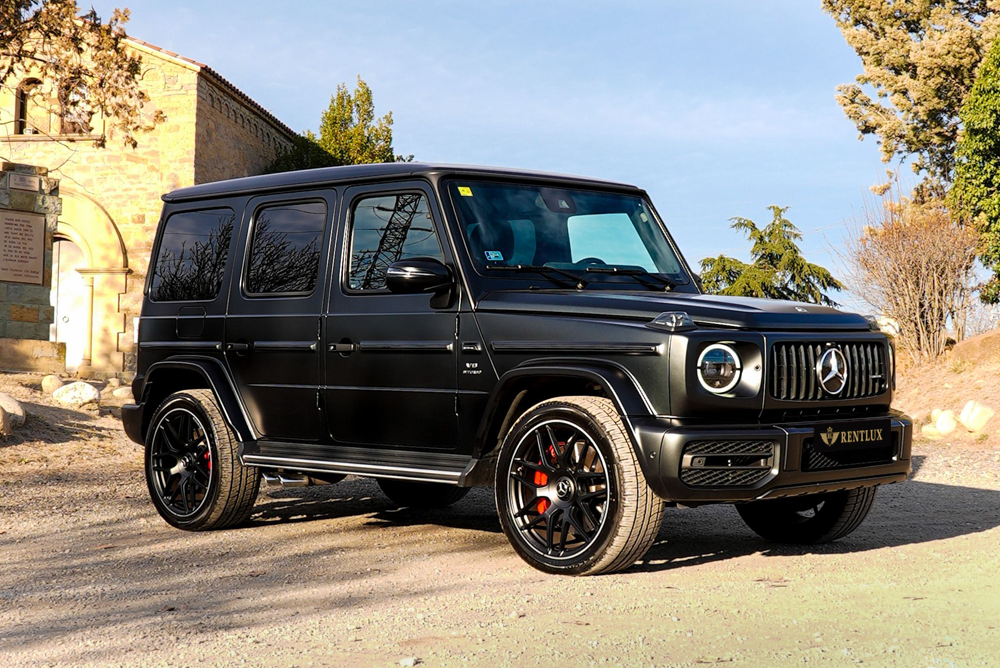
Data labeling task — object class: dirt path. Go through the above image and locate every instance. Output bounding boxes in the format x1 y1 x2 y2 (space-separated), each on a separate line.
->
1 375 999 667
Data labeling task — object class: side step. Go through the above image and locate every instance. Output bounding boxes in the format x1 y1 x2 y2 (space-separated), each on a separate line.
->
241 440 472 485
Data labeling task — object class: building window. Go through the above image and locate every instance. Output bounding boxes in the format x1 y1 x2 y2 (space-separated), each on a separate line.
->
348 193 443 292
59 79 92 135
149 208 236 302
14 78 44 135
245 200 327 295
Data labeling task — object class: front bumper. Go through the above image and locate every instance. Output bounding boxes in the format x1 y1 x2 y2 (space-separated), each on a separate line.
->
633 413 912 504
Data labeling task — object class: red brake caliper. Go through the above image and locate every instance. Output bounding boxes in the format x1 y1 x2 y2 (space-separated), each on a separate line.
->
534 443 560 514
204 451 211 471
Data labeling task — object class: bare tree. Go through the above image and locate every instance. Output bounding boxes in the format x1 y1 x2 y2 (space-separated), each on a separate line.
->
840 193 979 362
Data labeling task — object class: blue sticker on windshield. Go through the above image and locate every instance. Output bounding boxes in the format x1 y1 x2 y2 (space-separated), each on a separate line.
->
485 251 504 261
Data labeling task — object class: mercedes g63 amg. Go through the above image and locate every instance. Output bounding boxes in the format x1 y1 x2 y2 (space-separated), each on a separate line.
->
122 163 912 575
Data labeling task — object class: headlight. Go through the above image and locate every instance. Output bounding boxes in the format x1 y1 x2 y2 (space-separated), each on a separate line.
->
697 343 741 394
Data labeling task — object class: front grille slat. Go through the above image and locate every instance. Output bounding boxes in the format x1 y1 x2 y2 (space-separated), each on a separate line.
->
770 341 887 402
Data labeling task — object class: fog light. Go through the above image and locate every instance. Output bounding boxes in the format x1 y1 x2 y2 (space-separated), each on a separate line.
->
697 344 741 394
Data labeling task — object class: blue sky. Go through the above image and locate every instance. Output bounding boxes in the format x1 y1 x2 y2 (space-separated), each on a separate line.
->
93 0 895 305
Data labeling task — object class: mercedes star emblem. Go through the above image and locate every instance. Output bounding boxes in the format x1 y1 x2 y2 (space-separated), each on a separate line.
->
816 348 848 395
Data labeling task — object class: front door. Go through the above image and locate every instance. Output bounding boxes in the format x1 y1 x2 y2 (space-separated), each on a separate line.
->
224 191 334 442
325 183 458 450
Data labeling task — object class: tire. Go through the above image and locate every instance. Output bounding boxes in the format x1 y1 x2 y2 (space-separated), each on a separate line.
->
495 396 665 576
736 486 878 544
145 389 260 531
377 479 470 508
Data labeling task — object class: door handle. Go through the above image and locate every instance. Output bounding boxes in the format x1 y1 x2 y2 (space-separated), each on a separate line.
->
328 342 358 353
226 342 251 353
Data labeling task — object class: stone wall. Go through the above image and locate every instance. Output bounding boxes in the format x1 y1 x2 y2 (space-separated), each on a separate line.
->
194 75 294 183
0 54 200 375
0 39 296 376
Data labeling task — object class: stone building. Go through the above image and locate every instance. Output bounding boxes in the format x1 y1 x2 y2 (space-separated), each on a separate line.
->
1 37 296 377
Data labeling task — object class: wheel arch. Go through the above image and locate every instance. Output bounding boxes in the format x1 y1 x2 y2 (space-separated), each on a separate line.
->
136 357 256 445
472 360 654 463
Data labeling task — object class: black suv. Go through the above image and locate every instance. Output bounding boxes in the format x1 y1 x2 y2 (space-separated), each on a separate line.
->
122 163 912 575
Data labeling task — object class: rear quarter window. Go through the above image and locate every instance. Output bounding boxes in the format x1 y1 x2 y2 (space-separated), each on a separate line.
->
149 208 235 302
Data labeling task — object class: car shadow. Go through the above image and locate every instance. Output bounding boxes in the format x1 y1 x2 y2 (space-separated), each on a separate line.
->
245 455 1000 572
250 481 504 534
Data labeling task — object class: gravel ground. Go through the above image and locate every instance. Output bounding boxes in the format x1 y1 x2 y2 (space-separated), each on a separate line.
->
1 374 999 667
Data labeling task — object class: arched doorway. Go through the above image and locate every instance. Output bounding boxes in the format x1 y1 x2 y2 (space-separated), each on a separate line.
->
50 238 88 372
51 190 130 377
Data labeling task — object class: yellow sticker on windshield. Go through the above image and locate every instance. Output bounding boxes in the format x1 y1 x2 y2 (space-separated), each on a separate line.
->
457 186 473 197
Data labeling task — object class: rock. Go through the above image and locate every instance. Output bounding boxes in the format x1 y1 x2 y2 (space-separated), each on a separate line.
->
921 424 943 441
0 406 10 437
959 400 995 433
930 408 943 423
0 393 25 429
399 659 419 667
52 381 101 408
936 410 958 436
112 387 134 400
41 374 64 394
106 378 121 388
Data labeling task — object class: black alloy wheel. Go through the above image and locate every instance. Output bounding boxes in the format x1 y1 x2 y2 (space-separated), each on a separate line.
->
145 389 260 531
149 407 213 518
496 396 665 576
506 419 611 560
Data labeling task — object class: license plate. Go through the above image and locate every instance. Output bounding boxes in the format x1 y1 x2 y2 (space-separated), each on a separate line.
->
813 419 891 453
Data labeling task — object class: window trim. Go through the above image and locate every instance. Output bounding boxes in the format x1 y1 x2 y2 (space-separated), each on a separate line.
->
241 197 328 299
342 188 446 296
147 206 237 304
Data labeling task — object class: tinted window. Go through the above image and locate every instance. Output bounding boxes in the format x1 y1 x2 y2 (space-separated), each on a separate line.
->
246 200 326 295
449 182 687 283
348 193 444 291
150 208 234 302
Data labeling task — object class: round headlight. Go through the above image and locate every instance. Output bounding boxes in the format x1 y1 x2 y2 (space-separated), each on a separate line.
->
697 344 741 394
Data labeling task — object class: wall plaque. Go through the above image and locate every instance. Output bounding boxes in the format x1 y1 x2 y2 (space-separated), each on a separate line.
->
9 173 41 192
0 209 45 285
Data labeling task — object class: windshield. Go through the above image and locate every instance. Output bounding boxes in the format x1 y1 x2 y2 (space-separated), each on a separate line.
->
448 181 689 286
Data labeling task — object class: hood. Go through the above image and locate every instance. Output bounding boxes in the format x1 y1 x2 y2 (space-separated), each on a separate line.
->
476 290 871 331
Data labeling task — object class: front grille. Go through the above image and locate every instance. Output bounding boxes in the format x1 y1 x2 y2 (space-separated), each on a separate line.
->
770 341 887 401
801 433 898 471
679 439 775 487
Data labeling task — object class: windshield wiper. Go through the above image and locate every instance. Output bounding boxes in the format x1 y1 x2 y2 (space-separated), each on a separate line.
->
485 264 589 290
584 266 676 291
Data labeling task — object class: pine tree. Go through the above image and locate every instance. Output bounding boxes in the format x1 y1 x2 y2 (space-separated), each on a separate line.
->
699 206 843 306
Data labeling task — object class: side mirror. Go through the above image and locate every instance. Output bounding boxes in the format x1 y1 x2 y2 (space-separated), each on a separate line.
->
386 257 453 294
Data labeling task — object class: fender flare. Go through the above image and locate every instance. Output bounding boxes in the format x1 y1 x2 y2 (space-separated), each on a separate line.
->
137 356 256 445
471 359 658 468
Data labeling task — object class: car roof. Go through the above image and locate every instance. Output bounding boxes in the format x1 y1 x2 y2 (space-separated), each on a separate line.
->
162 162 640 202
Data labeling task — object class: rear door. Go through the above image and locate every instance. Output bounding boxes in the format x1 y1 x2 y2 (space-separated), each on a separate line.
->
140 202 239 374
224 191 335 442
324 182 459 450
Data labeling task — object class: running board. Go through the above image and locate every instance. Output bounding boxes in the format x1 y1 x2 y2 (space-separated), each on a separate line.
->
241 440 471 485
